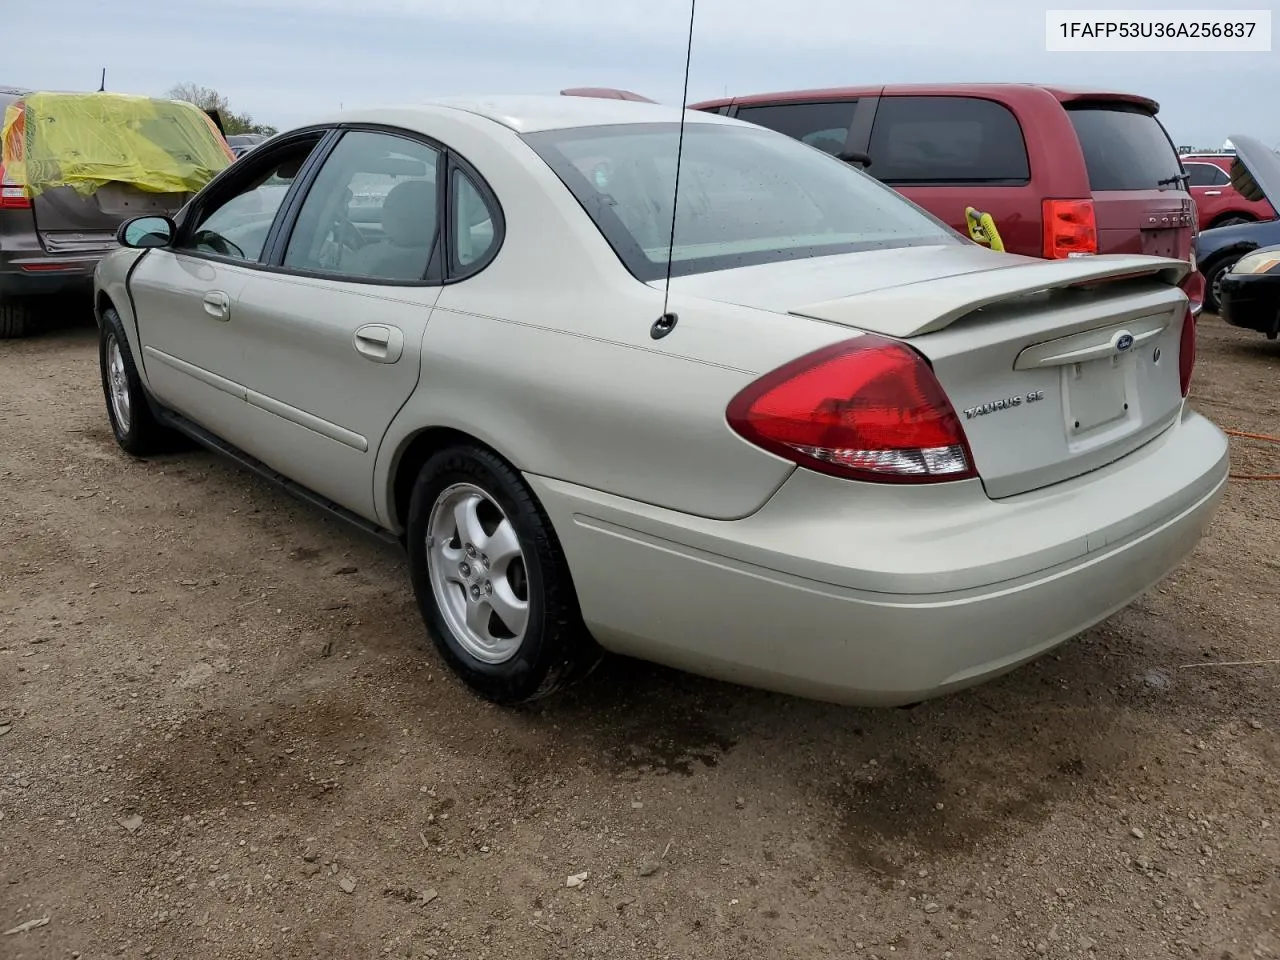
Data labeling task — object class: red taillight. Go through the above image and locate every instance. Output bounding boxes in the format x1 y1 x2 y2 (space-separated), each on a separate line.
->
0 101 29 210
1042 199 1097 259
0 164 30 210
726 335 977 484
1180 269 1205 315
1178 306 1196 398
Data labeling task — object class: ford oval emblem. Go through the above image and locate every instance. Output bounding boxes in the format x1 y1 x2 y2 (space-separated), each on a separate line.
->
1115 332 1134 352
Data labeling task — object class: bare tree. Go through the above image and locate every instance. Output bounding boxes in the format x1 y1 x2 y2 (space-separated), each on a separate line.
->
167 82 277 137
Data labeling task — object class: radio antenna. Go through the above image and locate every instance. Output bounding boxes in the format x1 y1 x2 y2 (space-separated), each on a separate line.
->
653 0 697 340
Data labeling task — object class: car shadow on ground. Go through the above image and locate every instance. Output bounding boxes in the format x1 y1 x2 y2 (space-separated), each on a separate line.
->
461 595 1251 873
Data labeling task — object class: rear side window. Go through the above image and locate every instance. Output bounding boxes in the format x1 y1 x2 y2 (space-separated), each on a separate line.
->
867 96 1030 185
734 101 858 157
1066 105 1183 191
1183 161 1229 187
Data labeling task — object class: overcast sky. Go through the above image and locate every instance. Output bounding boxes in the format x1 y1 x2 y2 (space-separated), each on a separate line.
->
7 0 1275 147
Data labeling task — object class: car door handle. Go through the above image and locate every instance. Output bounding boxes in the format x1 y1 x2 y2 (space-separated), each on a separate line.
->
353 324 404 364
202 291 230 320
1204 190 1222 196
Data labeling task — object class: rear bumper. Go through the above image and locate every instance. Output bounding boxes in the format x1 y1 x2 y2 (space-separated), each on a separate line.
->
1219 273 1280 336
527 409 1229 706
0 254 99 298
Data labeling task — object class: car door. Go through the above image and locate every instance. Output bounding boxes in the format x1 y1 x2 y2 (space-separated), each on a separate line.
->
229 128 446 522
859 95 1038 257
127 131 329 446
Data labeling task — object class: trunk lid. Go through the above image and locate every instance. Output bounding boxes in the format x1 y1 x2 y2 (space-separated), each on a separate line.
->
668 246 1191 499
32 184 190 255
1063 102 1194 259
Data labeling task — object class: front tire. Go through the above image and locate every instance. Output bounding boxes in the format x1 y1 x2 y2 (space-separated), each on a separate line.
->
98 306 168 456
405 444 599 704
1202 256 1241 314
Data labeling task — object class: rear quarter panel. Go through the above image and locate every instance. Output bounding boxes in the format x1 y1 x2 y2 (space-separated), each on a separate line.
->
370 110 854 530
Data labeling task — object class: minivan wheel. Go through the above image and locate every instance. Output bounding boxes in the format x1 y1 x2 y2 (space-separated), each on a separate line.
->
98 307 168 456
0 300 34 339
405 444 600 704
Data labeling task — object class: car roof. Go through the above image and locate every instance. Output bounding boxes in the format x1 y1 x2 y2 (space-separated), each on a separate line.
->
326 95 731 134
693 82 1159 113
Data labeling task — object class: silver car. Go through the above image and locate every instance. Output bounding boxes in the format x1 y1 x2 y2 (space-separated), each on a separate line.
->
93 96 1229 707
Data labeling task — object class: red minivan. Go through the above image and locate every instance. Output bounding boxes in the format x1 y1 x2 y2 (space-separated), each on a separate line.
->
689 84 1202 303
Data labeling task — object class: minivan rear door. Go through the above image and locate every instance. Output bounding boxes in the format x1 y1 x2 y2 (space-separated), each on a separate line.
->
1064 101 1194 260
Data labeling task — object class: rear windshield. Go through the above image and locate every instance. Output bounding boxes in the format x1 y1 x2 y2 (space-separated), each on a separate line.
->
1066 105 1184 191
522 121 960 281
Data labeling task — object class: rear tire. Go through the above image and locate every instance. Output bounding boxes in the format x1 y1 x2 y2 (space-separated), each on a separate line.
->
0 300 34 339
1211 216 1252 229
405 444 600 705
98 306 170 456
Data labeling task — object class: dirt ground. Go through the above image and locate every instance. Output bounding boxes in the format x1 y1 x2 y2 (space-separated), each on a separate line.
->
1 309 1277 960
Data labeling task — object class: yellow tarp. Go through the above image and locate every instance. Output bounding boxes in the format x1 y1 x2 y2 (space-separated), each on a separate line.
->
1 92 233 198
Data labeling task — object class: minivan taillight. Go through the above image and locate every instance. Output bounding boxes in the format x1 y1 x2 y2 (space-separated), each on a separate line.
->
726 335 977 484
1042 199 1097 259
1178 305 1196 397
0 164 30 210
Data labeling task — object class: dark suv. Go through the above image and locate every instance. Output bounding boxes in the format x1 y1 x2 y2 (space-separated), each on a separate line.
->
1 86 232 337
689 84 1203 306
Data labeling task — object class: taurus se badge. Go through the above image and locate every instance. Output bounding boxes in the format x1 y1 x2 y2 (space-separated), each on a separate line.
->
964 389 1046 420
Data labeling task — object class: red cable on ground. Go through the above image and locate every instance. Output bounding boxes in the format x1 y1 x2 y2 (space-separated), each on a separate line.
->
1222 428 1280 481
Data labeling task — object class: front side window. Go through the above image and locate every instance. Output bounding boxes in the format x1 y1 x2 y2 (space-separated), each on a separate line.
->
523 122 959 282
184 138 320 262
867 96 1030 185
283 130 441 282
734 101 858 157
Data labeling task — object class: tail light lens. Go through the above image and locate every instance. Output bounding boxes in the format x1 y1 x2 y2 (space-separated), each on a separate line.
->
726 334 977 484
1042 199 1098 259
0 101 30 210
0 163 29 209
1180 269 1205 315
1178 305 1196 397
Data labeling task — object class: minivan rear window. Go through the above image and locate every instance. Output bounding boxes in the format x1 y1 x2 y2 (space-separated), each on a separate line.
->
1066 105 1184 191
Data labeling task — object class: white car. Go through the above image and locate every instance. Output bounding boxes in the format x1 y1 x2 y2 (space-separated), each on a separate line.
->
93 96 1229 706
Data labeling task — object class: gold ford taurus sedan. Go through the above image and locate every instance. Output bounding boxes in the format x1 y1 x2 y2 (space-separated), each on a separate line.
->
92 95 1229 707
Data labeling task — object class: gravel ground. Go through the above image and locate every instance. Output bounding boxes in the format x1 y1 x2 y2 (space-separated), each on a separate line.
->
1 310 1277 960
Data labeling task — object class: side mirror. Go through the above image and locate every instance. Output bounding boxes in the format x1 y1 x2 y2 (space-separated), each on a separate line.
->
118 215 175 249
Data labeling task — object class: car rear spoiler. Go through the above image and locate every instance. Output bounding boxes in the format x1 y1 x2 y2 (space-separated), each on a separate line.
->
791 255 1191 339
